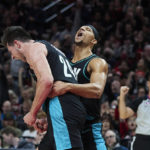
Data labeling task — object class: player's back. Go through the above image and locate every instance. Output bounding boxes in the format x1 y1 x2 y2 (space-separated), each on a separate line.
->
42 40 77 83
34 40 84 109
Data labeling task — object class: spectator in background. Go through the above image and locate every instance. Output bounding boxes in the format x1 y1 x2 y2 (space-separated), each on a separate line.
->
109 79 121 102
100 100 110 117
0 101 16 120
34 131 46 149
19 85 34 104
126 69 147 97
0 101 16 129
3 60 11 75
6 74 20 96
1 126 35 149
49 22 60 43
16 99 32 131
102 113 114 136
2 112 16 128
104 129 128 150
10 59 25 86
7 90 21 117
22 125 37 144
109 99 120 130
18 66 35 104
121 116 136 149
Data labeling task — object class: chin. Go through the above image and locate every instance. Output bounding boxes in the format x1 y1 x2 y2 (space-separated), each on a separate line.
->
74 40 83 46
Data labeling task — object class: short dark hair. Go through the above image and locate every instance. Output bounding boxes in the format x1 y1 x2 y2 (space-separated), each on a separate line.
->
1 26 32 47
0 126 18 137
87 25 100 42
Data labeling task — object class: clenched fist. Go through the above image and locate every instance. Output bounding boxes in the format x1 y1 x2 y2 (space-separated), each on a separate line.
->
23 112 36 126
120 86 129 95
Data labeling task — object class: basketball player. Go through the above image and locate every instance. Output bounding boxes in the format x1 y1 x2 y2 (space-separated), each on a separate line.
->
1 26 86 150
50 25 108 150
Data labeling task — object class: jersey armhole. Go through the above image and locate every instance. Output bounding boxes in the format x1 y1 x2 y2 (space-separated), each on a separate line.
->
83 56 99 81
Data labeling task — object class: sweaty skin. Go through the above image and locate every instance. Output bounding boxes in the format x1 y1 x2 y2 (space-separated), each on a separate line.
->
36 25 108 131
51 58 108 99
7 41 54 126
50 25 108 99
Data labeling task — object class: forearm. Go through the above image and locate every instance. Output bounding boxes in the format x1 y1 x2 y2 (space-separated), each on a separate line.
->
119 94 129 119
67 83 103 99
30 80 53 116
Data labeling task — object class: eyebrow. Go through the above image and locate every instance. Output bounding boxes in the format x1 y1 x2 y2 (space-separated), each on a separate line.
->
85 26 92 31
81 26 92 31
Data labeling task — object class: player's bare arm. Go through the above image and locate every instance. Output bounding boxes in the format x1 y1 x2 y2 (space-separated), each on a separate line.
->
23 43 54 126
51 58 108 99
119 86 134 119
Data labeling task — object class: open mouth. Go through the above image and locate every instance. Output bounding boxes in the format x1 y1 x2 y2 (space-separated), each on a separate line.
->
77 32 83 37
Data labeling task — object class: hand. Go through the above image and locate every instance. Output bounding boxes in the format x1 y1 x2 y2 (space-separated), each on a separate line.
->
49 81 69 98
23 112 36 126
33 118 48 133
120 86 129 95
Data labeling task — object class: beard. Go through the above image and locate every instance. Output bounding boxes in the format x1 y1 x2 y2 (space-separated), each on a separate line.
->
74 40 83 46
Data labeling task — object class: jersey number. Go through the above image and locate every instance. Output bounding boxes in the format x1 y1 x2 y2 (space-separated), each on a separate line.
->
59 55 76 79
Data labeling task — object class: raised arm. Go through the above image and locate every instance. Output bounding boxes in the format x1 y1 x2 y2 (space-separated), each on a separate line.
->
51 58 108 99
119 86 134 119
23 44 54 126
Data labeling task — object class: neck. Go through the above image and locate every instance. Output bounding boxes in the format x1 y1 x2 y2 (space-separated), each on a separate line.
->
21 40 34 51
20 40 34 62
72 45 93 62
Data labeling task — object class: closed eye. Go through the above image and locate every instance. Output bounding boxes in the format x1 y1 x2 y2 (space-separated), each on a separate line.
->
86 27 92 32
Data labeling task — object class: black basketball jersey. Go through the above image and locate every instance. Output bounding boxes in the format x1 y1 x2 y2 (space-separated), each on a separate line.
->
70 54 101 121
30 40 77 83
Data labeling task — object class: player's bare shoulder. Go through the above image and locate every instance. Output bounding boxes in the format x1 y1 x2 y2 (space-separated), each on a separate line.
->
24 42 47 59
88 57 108 73
23 42 48 66
32 42 47 55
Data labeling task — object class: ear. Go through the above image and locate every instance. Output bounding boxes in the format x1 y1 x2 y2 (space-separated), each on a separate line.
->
14 40 21 49
91 39 97 45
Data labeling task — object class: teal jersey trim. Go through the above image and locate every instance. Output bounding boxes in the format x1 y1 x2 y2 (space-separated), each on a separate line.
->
70 54 96 66
49 97 72 150
83 60 91 81
83 55 99 81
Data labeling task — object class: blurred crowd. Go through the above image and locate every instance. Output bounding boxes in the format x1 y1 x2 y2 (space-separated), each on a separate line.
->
0 0 150 149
